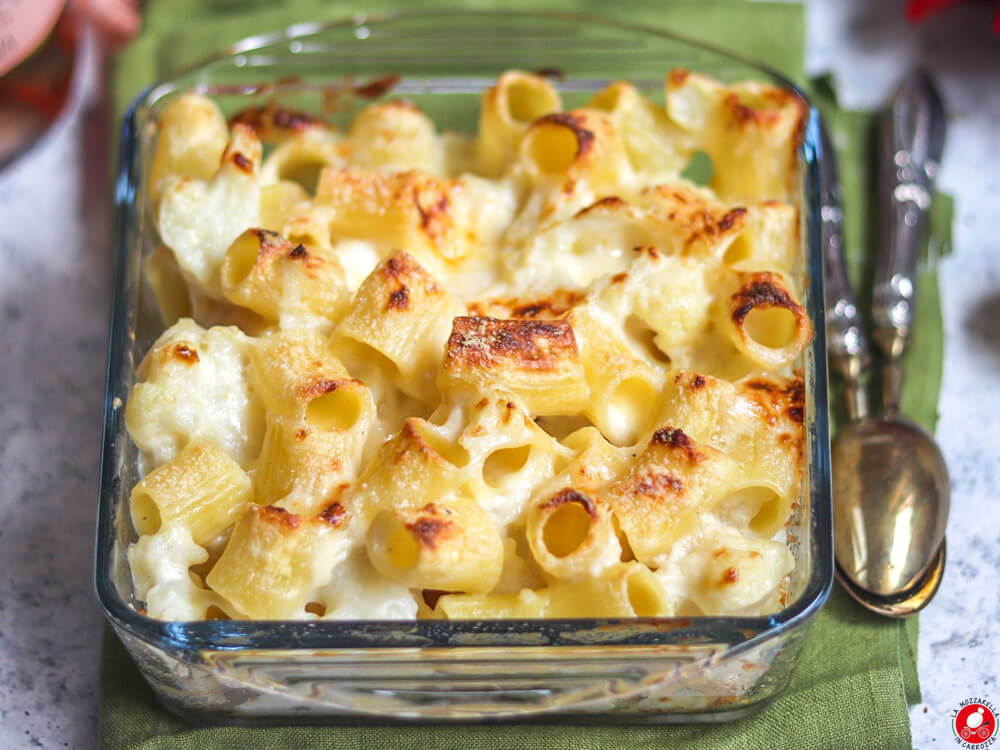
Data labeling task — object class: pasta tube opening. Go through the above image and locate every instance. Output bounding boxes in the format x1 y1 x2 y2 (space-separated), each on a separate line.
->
220 231 260 289
130 490 162 536
524 118 580 174
717 482 790 538
722 271 812 368
742 305 797 350
377 514 421 571
528 488 620 580
542 500 593 558
305 386 365 432
505 77 561 123
411 420 470 468
482 444 533 488
625 565 669 616
606 376 660 447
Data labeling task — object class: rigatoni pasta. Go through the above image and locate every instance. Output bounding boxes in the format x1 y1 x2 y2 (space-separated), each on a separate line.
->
126 68 811 622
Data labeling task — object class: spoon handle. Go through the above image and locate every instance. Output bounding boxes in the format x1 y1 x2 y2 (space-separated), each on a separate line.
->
874 70 946 412
820 119 870 421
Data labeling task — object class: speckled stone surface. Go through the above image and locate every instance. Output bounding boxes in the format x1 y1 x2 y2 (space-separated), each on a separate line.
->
0 4 997 747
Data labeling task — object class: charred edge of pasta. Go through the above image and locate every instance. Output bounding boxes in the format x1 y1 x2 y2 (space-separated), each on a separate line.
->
633 245 661 259
725 93 786 129
395 420 450 465
744 374 806 424
415 191 451 241
228 105 322 134
382 252 440 292
633 471 684 496
717 207 748 232
288 243 308 260
387 287 410 310
257 505 301 530
353 74 401 99
668 68 691 87
446 317 579 371
574 196 628 218
534 67 565 81
318 501 348 527
651 427 707 463
296 378 356 401
405 516 454 550
531 113 595 159
231 152 253 173
540 487 598 519
730 273 799 325
169 343 199 364
674 372 708 390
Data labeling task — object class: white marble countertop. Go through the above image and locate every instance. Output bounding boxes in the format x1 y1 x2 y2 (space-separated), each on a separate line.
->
0 2 996 747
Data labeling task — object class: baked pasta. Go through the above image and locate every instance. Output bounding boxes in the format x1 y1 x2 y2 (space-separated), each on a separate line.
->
126 69 811 621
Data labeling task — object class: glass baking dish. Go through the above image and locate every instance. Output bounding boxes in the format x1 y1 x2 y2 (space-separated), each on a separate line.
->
96 9 833 725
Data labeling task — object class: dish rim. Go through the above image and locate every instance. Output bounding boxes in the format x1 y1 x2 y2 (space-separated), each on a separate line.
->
95 7 834 656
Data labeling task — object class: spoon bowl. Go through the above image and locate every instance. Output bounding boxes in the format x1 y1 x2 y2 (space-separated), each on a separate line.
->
832 415 949 597
837 540 946 618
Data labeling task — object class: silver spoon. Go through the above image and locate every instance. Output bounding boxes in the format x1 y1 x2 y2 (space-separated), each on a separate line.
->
823 70 949 617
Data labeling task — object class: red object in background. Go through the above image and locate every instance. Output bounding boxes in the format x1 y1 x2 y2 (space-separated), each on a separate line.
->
906 0 1000 33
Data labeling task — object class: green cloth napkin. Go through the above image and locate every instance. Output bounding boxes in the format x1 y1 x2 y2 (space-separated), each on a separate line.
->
102 2 952 747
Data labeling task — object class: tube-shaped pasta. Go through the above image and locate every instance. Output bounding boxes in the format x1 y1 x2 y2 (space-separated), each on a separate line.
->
525 487 620 582
334 252 461 402
366 491 503 594
606 426 740 564
476 70 562 177
665 69 806 202
684 529 793 615
439 316 589 416
259 180 310 234
257 127 345 193
144 244 193 326
571 306 666 446
349 100 442 174
587 81 693 180
717 270 812 370
653 370 804 537
221 229 349 325
517 109 627 192
129 439 253 545
149 94 229 205
248 329 366 420
344 418 470 526
433 589 549 619
433 562 671 619
206 503 352 619
155 123 262 297
229 104 329 143
316 168 511 267
253 413 368 513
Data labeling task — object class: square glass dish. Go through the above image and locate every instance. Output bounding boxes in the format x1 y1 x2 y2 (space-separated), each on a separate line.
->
97 10 833 724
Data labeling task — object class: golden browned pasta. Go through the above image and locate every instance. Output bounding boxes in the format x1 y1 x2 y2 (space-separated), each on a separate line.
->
477 70 562 177
129 69 809 620
439 316 589 416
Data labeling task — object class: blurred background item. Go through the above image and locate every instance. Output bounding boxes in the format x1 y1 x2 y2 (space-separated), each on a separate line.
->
0 0 139 168
906 0 1000 32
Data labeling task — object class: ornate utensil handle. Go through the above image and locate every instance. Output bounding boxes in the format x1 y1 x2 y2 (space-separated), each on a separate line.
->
873 70 946 412
821 118 870 421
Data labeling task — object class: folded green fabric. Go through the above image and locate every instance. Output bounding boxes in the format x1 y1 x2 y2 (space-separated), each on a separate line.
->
102 2 950 748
